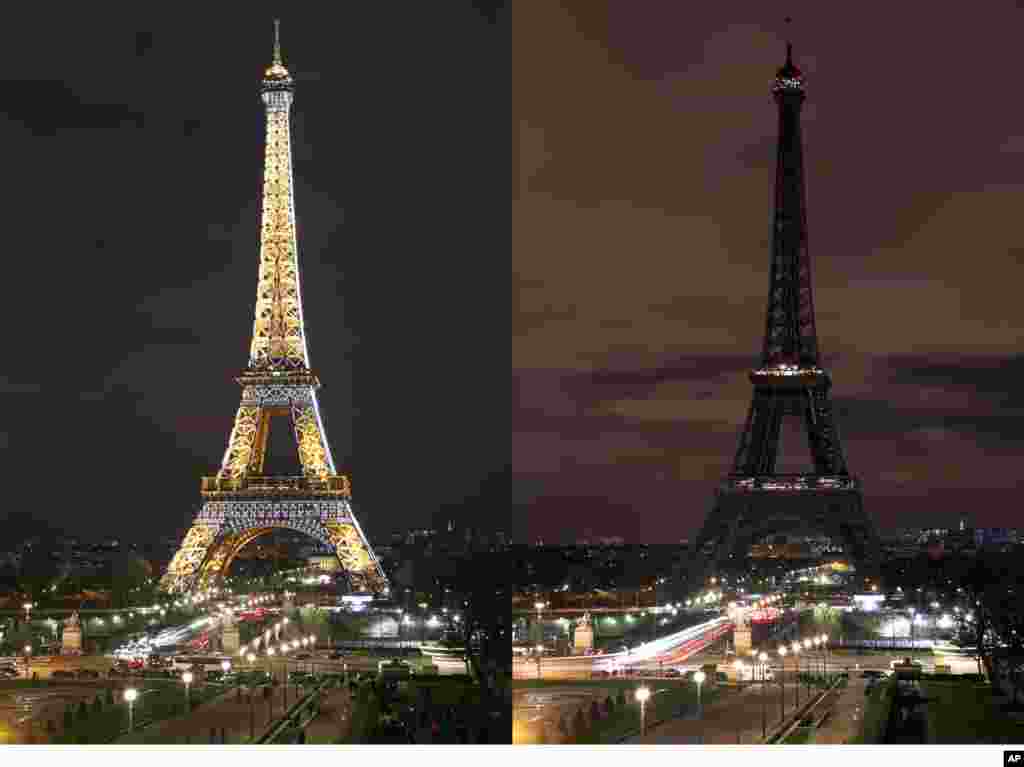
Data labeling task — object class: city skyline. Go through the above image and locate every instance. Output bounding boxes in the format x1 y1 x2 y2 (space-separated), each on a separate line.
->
514 2 1024 543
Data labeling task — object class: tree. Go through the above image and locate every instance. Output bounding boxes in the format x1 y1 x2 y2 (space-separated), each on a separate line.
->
943 556 1005 679
109 554 152 608
572 708 588 741
16 543 60 600
328 614 370 643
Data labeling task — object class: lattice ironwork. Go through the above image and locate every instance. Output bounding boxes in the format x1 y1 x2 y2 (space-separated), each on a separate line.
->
162 24 387 596
685 44 879 589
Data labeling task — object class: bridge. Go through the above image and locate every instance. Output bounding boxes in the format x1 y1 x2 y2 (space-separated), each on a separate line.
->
512 615 734 680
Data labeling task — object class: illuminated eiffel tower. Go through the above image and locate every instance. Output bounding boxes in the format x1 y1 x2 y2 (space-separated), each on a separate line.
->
161 21 388 595
687 44 880 588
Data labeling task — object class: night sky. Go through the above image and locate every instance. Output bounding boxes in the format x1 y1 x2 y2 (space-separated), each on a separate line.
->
513 2 1024 543
2 6 509 543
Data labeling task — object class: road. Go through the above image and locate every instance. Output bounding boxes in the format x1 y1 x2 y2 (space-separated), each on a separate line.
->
514 616 733 680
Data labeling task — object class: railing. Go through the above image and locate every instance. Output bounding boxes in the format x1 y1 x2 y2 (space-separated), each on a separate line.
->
764 675 843 744
201 475 351 495
257 677 331 744
721 475 858 492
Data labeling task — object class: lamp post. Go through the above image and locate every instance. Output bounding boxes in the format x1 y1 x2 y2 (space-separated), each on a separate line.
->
819 635 828 676
802 638 812 696
534 601 546 645
777 646 787 722
23 644 32 678
693 670 706 715
182 671 194 711
535 644 544 679
790 642 801 708
635 686 651 736
758 651 768 739
124 688 138 731
812 637 821 676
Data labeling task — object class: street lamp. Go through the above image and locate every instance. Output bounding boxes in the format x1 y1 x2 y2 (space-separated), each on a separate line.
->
635 686 651 736
535 644 544 679
777 646 787 722
23 644 32 678
182 671 194 711
758 651 768 739
693 670 706 712
124 688 138 731
819 635 828 675
733 659 745 690
812 637 821 675
790 642 801 708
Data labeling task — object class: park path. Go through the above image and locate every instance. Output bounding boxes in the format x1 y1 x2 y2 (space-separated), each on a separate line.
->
117 684 297 744
626 682 802 744
809 676 869 743
303 687 352 744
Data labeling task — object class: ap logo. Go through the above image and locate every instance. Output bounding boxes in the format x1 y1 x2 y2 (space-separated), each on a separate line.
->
1006 752 1024 764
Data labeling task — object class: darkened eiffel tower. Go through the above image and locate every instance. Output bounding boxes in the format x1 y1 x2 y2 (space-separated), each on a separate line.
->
687 44 880 587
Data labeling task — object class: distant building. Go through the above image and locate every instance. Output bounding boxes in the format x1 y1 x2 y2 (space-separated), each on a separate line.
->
975 527 1014 549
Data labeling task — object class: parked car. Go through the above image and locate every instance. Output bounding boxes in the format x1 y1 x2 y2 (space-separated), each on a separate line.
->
0 667 19 678
590 670 610 679
663 668 682 678
294 652 312 660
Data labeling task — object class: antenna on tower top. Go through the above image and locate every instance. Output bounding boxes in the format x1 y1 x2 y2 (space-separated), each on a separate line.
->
784 16 793 60
273 18 282 65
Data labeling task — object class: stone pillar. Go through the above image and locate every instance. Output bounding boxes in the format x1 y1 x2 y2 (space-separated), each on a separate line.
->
733 622 752 655
222 624 240 654
61 613 82 656
573 615 594 655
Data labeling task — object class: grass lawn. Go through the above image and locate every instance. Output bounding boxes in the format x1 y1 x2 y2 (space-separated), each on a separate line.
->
921 680 1023 744
783 727 814 744
55 680 229 744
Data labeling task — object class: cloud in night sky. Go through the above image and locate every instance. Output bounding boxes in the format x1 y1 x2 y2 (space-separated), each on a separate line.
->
512 1 1024 542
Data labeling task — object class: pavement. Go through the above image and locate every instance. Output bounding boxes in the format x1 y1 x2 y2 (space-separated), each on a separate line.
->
303 687 353 744
625 682 801 744
117 684 296 744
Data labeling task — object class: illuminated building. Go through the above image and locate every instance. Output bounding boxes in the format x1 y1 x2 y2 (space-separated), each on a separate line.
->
162 21 387 595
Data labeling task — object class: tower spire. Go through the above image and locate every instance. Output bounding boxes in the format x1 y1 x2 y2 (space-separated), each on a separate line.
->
263 19 292 86
252 17 304 372
764 38 813 367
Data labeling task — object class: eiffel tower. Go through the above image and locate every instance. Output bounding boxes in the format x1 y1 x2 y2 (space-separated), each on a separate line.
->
161 21 388 596
687 44 880 588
